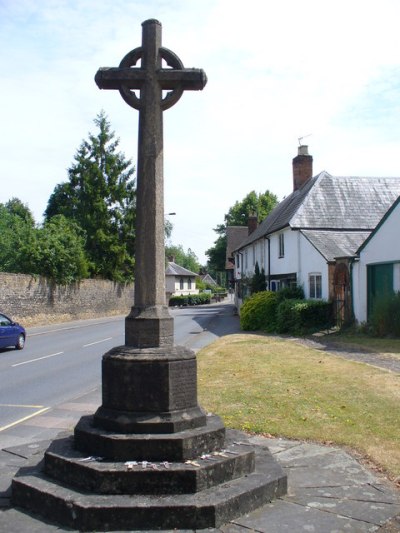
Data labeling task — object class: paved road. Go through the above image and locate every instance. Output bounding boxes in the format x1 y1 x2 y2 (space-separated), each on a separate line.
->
0 302 239 448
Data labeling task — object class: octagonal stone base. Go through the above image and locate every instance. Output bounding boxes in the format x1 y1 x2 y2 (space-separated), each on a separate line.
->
75 413 225 462
96 344 206 433
12 429 287 531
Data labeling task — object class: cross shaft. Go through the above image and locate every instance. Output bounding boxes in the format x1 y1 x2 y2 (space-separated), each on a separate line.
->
95 19 207 348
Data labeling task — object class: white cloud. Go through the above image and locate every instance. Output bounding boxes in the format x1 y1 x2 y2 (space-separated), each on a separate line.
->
1 0 400 264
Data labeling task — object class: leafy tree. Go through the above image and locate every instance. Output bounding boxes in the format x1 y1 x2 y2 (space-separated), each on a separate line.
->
0 203 36 274
0 203 88 284
30 216 89 284
206 190 278 275
5 198 35 227
44 111 136 282
205 232 226 275
166 244 201 273
225 190 278 226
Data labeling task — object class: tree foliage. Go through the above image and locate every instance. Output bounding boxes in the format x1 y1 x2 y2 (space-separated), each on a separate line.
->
0 203 88 284
32 216 89 284
44 111 136 282
166 244 201 274
206 190 278 274
0 201 36 274
225 190 278 226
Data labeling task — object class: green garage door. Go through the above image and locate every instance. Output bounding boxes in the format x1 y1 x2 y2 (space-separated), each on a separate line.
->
367 263 393 319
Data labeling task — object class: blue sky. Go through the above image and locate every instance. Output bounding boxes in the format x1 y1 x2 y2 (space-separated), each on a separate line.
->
1 0 400 264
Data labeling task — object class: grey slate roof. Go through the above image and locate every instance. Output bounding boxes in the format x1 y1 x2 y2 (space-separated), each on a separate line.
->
300 230 371 262
235 171 400 252
356 195 400 254
165 262 198 277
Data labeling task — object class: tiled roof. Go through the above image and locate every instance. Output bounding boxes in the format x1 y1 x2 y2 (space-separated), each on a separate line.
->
292 173 400 229
356 195 400 254
235 172 400 251
301 230 371 262
165 262 198 277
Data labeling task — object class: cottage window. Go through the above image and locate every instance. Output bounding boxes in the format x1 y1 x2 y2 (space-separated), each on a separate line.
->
188 277 192 290
180 278 184 290
279 233 284 258
309 274 322 299
270 280 280 292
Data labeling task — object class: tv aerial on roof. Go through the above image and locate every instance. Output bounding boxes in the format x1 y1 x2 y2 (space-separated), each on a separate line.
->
298 133 312 145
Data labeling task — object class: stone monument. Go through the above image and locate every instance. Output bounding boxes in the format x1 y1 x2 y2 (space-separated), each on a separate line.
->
12 19 287 530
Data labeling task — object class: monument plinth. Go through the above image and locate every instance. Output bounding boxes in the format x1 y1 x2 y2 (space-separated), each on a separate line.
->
12 19 287 530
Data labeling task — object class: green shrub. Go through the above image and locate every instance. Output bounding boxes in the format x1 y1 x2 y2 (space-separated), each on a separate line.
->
240 291 278 332
169 293 211 306
277 299 334 335
276 285 304 302
276 299 303 333
370 292 400 337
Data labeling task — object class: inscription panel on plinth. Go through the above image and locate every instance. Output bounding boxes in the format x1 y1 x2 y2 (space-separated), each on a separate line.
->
168 359 198 410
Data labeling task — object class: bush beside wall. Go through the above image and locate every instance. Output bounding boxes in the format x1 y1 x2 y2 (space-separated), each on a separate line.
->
240 289 334 335
0 272 134 325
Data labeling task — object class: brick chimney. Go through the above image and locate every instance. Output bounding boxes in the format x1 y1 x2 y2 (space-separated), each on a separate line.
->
247 213 258 235
292 145 313 191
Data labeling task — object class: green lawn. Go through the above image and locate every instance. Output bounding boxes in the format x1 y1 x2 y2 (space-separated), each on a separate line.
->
198 333 400 480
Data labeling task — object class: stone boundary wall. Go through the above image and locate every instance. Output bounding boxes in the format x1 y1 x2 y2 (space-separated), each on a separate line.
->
0 272 134 326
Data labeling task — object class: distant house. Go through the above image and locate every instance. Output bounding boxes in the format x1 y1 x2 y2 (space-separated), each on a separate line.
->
352 196 400 323
200 273 218 287
225 222 255 287
233 145 400 325
165 261 199 301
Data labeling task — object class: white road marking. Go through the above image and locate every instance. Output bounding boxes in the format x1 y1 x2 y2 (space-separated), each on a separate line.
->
12 352 64 367
83 337 112 347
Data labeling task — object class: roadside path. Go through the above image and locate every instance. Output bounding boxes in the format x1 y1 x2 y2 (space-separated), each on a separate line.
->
292 336 400 374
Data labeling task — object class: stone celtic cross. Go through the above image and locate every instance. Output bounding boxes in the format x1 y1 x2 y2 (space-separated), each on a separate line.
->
95 19 207 348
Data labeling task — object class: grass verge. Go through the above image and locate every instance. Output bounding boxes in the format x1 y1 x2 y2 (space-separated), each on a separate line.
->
197 333 400 480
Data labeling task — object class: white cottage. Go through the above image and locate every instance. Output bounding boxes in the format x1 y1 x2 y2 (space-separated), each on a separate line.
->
352 196 400 323
165 261 199 301
233 146 400 324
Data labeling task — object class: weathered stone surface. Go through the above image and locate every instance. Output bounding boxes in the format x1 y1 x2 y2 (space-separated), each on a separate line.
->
125 306 174 348
12 430 287 531
44 433 255 494
95 345 205 433
74 413 225 462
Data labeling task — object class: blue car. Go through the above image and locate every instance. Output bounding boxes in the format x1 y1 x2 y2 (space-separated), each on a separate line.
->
0 313 26 350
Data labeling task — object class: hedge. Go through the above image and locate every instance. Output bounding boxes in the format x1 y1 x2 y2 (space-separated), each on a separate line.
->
276 299 334 335
240 291 278 332
169 293 211 306
240 289 334 335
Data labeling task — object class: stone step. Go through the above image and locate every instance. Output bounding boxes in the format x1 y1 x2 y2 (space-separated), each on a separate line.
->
12 441 287 530
74 413 226 461
44 433 255 494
